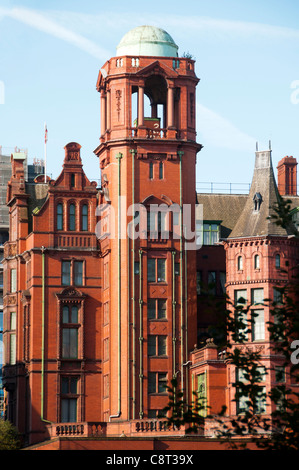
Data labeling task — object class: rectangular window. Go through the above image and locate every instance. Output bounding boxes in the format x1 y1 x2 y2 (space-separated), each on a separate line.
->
273 287 283 305
234 290 248 341
61 398 77 423
147 258 166 283
10 268 16 293
147 299 167 320
62 328 78 358
219 272 226 294
208 271 216 294
148 372 167 394
62 261 71 286
10 333 16 365
149 162 154 180
251 288 264 305
147 259 155 282
275 365 286 383
148 335 167 356
157 259 166 282
10 312 16 330
159 162 163 179
234 289 247 306
74 261 83 286
202 223 219 245
252 309 264 341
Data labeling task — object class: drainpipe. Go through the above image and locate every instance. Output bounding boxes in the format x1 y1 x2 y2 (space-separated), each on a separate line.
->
184 225 189 405
172 251 176 378
139 249 143 419
130 149 136 419
41 246 51 424
110 152 123 421
178 151 184 396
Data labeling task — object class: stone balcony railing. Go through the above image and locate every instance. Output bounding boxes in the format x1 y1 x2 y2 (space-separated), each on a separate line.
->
47 422 107 439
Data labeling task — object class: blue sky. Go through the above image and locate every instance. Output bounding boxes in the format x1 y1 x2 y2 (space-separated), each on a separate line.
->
0 0 298 191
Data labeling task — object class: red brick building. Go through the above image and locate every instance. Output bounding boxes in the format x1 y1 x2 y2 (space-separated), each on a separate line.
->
2 26 299 449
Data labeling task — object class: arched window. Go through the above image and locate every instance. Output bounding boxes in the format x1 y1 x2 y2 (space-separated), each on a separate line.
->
254 254 260 269
57 203 63 231
69 204 76 231
275 254 281 269
70 173 75 188
81 204 88 231
237 256 243 270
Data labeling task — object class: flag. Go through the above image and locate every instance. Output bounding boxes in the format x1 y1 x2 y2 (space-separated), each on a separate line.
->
45 124 48 144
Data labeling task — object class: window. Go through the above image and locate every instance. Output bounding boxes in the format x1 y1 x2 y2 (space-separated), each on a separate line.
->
275 254 281 269
70 174 75 188
147 258 166 283
62 260 84 286
252 309 265 341
147 299 166 320
148 372 167 394
10 268 16 293
159 162 163 179
9 333 16 365
254 386 266 414
62 261 71 286
219 272 226 294
148 409 166 419
69 203 76 231
149 162 154 180
234 290 248 341
148 335 167 356
196 373 207 417
203 223 219 245
254 254 260 269
235 289 247 306
251 288 264 305
57 203 63 230
61 376 78 422
81 204 88 231
275 365 286 383
208 271 216 295
74 261 83 286
62 305 79 359
273 287 283 305
237 256 243 271
196 271 202 295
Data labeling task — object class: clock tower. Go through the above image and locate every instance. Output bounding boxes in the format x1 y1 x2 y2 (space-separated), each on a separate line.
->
94 25 202 427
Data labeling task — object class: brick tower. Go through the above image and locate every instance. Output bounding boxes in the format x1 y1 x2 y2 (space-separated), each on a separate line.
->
224 149 298 416
94 25 202 427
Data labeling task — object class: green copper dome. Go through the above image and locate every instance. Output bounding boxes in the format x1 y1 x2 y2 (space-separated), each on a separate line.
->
116 25 178 57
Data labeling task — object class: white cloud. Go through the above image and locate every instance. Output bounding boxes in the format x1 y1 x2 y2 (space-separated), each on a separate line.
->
197 103 256 151
0 6 110 61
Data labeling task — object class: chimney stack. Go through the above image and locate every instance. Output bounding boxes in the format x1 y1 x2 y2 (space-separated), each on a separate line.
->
277 156 297 196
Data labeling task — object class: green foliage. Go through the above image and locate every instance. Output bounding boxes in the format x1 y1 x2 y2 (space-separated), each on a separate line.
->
162 377 206 434
0 419 21 450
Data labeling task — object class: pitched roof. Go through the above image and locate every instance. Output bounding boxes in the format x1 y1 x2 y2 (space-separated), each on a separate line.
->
196 193 247 238
228 150 295 238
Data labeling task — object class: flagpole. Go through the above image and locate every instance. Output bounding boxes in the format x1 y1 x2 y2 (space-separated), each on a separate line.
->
44 123 47 183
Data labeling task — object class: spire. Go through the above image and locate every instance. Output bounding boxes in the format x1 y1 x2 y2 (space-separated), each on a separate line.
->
229 149 294 238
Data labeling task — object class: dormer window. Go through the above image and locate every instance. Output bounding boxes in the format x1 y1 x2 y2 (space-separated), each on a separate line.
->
253 192 262 211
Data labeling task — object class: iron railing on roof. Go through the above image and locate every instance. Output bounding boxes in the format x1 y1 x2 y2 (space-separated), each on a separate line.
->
196 182 251 194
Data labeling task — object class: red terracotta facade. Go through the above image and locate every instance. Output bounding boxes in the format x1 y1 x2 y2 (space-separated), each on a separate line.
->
2 28 298 449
